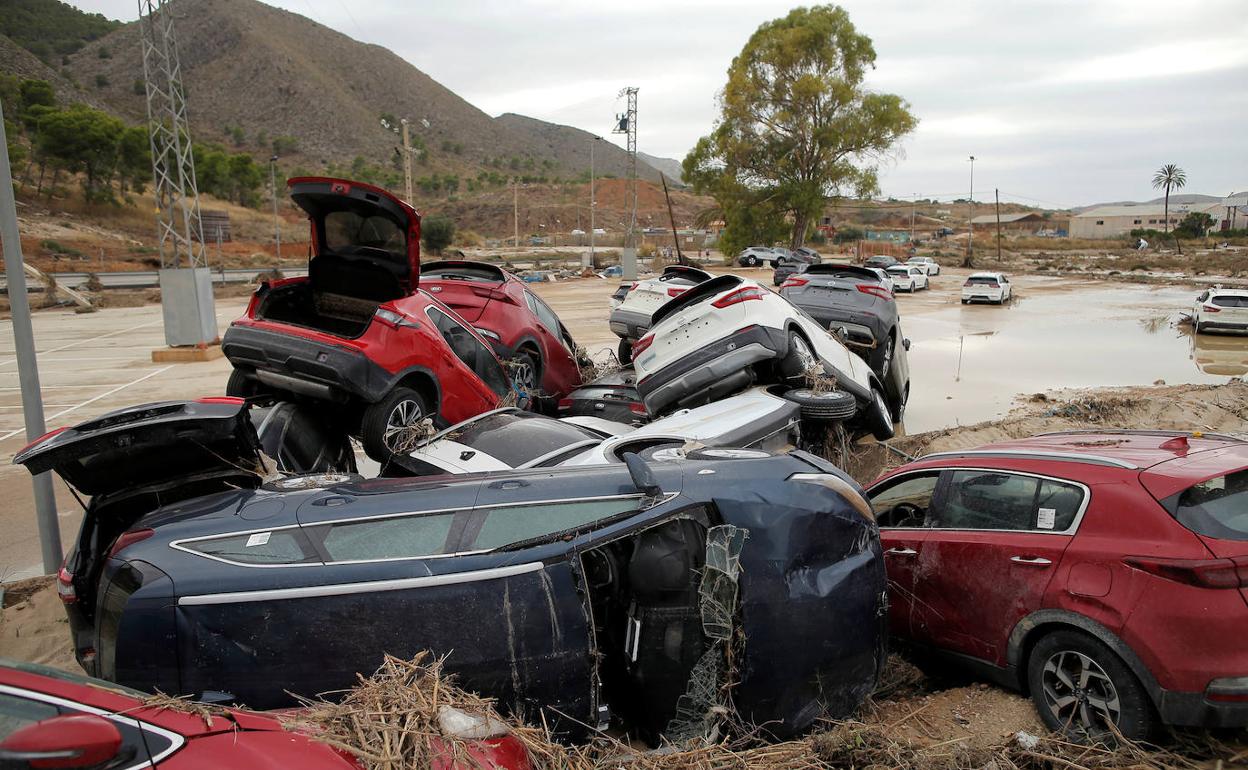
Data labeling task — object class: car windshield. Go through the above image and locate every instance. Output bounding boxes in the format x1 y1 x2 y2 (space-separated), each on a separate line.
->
1210 295 1248 308
438 411 604 466
887 267 908 275
1169 468 1248 541
324 211 405 258
422 264 501 282
967 276 1000 286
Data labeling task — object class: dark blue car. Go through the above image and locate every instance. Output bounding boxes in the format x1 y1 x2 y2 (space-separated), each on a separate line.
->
16 398 886 742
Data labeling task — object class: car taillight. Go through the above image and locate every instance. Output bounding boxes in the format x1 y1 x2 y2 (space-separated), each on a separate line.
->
667 287 687 297
632 335 654 357
56 566 76 605
374 307 421 329
628 402 648 415
781 278 810 289
711 286 766 308
109 529 155 559
195 396 245 406
557 398 573 411
857 284 893 300
1124 555 1248 589
1204 305 1222 313
17 426 68 456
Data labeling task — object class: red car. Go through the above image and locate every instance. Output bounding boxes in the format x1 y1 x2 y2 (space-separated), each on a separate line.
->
222 178 513 461
420 260 583 406
0 658 530 769
865 430 1248 741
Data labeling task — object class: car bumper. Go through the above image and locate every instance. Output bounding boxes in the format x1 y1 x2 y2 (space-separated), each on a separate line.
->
1155 685 1248 728
222 324 393 403
637 325 784 414
609 307 652 339
962 292 1002 303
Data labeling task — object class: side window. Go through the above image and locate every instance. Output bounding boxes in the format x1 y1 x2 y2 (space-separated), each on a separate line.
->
0 692 58 738
869 472 940 528
320 511 461 562
526 292 571 352
1197 291 1209 302
181 529 318 565
938 471 1083 532
466 498 642 551
428 308 512 397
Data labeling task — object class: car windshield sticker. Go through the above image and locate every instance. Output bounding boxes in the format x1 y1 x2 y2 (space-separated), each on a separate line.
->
1037 508 1056 530
246 531 272 547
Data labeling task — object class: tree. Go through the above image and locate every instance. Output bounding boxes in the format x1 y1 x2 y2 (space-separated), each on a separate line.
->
36 104 125 202
1151 163 1186 245
684 5 916 250
421 215 455 256
117 125 150 193
1178 211 1213 239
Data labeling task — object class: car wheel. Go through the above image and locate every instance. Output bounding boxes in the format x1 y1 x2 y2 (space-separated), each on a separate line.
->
1027 630 1153 743
617 337 634 365
361 387 429 462
780 332 819 382
961 298 968 305
782 388 856 421
891 383 909 422
511 349 541 395
746 255 758 266
864 386 895 440
226 369 264 399
909 282 915 292
869 334 894 379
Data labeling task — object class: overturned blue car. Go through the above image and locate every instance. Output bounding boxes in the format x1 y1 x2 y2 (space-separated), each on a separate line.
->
16 397 887 743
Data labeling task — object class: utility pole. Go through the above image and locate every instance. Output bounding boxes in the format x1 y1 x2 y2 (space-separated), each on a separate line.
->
513 179 519 248
0 101 61 573
588 136 599 268
964 155 975 268
910 194 916 242
995 188 1003 262
400 118 413 206
269 155 281 261
661 173 684 264
614 87 638 279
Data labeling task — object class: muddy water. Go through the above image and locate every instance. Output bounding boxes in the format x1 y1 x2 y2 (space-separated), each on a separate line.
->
897 274 1244 433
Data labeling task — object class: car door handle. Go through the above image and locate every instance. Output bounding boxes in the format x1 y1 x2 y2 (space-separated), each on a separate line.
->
1010 556 1052 566
488 479 529 490
885 547 917 556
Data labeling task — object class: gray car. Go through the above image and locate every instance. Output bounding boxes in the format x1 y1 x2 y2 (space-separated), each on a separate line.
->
779 263 910 420
772 247 822 285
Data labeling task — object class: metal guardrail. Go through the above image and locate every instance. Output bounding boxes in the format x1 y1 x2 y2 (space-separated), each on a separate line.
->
0 267 309 292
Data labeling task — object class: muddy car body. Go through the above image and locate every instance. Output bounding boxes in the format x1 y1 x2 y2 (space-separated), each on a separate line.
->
16 403 885 742
557 368 648 426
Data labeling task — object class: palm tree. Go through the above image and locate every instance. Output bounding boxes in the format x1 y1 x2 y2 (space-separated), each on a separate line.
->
1151 164 1187 238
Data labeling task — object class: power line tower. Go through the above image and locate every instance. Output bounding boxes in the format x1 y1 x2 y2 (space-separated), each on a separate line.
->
614 86 638 278
138 0 217 348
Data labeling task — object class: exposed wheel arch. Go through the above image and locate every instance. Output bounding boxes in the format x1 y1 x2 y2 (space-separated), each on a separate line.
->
392 370 440 418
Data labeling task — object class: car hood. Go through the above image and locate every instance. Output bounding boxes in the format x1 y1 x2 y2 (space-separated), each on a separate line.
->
289 176 421 290
12 398 266 497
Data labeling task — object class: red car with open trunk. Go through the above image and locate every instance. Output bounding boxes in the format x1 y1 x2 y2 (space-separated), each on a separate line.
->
865 430 1248 741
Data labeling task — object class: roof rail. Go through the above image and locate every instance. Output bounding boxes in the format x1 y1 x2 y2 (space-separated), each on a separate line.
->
1036 429 1248 444
919 448 1138 470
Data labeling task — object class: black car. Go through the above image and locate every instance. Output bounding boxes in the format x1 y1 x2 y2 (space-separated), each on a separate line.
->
557 368 648 425
779 264 910 421
772 247 822 286
16 399 886 743
863 255 900 270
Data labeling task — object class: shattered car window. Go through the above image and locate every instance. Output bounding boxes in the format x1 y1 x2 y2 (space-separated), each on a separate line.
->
322 512 457 561
1171 468 1248 541
870 472 938 528
469 498 642 551
183 530 317 565
324 211 405 258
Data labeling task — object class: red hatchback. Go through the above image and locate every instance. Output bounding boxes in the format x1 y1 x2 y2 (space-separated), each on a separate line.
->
865 430 1248 741
0 658 531 769
222 178 513 461
420 260 583 406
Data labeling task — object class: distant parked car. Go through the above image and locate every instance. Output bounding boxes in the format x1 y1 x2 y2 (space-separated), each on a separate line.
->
222 177 514 461
610 265 713 363
736 246 774 267
780 263 910 420
17 407 887 743
886 264 929 293
631 274 895 439
1192 287 1248 333
864 255 900 270
866 430 1248 741
772 247 822 286
420 260 585 404
769 247 794 267
906 256 941 275
405 388 800 475
962 272 1012 304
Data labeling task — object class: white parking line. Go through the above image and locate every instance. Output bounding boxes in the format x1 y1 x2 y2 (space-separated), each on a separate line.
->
0 318 163 367
0 365 174 442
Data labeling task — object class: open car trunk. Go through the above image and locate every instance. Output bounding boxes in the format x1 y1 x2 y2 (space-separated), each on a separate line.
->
256 177 422 339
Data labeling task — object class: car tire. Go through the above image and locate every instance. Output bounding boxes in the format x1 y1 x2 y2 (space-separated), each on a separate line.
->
617 337 634 365
745 255 758 267
779 331 819 382
511 349 541 396
226 369 264 399
1027 629 1154 743
782 388 856 421
908 282 915 292
869 334 894 379
891 384 908 422
360 387 429 463
865 385 895 441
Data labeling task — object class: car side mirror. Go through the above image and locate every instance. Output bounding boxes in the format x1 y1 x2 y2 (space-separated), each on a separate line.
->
0 714 123 769
903 338 911 351
622 452 662 498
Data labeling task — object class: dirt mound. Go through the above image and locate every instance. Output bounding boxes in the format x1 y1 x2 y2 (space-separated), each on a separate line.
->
0 576 76 672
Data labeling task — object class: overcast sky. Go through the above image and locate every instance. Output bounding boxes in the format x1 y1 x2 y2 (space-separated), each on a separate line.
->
75 0 1248 207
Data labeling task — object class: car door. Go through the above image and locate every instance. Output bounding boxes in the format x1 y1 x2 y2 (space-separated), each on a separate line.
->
425 305 512 420
907 468 1086 665
868 470 942 640
524 290 580 398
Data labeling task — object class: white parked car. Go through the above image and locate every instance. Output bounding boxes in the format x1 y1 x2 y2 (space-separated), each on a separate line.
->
403 388 800 475
631 274 894 439
609 265 712 363
961 272 1013 304
1192 287 1248 334
886 265 929 292
906 256 941 275
737 246 775 267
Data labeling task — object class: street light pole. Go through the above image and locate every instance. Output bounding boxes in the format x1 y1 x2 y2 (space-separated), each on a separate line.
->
966 156 976 266
588 137 598 269
0 100 61 573
270 155 281 261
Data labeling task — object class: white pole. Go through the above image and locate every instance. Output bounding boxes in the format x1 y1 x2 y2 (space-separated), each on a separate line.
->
588 138 596 268
0 99 61 573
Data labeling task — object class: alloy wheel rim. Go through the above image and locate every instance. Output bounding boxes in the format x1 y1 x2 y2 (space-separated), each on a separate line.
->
793 337 817 371
881 338 893 376
513 360 537 391
383 399 424 450
1041 650 1122 735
